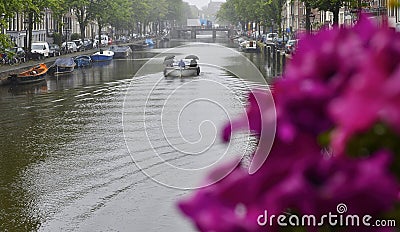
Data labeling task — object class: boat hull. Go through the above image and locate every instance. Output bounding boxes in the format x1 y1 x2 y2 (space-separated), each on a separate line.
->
10 73 46 84
90 54 113 62
163 66 200 77
9 63 48 85
109 46 132 58
113 51 130 58
74 55 92 67
48 66 75 75
48 58 76 75
90 50 114 62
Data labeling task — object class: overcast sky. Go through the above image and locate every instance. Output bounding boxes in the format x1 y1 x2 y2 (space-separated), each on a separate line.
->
183 0 226 9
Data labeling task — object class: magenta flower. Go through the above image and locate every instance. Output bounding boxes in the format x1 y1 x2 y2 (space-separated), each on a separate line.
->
274 15 383 144
178 15 400 232
179 137 399 231
178 134 322 232
329 21 400 154
272 150 398 217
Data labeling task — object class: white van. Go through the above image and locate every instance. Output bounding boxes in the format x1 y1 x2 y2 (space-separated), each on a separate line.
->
31 42 50 57
265 33 278 43
95 34 109 47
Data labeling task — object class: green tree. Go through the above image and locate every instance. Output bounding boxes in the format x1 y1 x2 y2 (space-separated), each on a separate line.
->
308 0 359 26
0 0 25 50
49 0 68 42
89 0 113 42
217 0 284 33
107 0 131 36
130 0 151 35
309 0 341 25
180 2 195 25
67 0 92 41
217 0 238 25
165 0 184 26
24 0 59 51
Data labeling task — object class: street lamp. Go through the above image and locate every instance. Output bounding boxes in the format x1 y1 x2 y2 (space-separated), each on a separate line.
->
90 22 94 44
23 19 29 52
64 28 71 53
271 19 274 33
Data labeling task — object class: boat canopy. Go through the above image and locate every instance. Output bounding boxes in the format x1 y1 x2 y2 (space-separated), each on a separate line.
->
163 59 174 66
164 55 175 61
53 57 75 67
185 55 199 60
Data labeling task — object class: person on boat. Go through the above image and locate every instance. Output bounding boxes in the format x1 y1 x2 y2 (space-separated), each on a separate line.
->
189 59 197 67
178 59 185 68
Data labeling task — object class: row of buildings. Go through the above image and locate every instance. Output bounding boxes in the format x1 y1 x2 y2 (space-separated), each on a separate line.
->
2 1 224 49
281 0 399 34
2 0 399 49
3 10 100 48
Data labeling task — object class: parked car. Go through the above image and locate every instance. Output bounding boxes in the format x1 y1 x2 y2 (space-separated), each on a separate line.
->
61 41 78 53
275 37 288 50
115 36 129 44
83 39 94 50
31 41 50 58
131 33 138 39
285 39 298 54
10 47 26 63
72 39 84 51
95 34 109 47
49 44 61 57
265 33 278 43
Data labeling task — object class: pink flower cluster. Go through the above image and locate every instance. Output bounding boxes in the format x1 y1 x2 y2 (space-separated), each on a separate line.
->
178 15 400 232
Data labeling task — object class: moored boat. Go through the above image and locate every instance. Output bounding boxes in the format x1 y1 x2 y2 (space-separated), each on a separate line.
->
109 45 132 58
90 50 114 62
8 63 48 84
144 38 154 47
74 55 92 67
48 57 76 75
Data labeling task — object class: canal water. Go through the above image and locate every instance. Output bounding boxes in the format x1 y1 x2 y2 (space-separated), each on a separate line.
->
0 35 275 231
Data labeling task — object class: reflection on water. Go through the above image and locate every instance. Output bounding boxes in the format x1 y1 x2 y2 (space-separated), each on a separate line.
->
7 81 48 96
0 38 273 231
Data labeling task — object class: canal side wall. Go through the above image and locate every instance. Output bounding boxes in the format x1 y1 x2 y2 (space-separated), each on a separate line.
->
0 38 156 86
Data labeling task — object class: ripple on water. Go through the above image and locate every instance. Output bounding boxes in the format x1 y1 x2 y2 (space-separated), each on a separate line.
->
1 44 271 231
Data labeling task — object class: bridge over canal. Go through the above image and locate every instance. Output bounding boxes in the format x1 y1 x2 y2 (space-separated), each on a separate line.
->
171 27 236 39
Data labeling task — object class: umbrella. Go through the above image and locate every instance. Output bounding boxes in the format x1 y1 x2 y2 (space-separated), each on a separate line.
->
163 59 174 66
164 55 175 61
185 55 199 60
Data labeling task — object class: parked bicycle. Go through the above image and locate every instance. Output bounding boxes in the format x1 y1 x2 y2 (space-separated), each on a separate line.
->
0 53 18 65
0 47 26 65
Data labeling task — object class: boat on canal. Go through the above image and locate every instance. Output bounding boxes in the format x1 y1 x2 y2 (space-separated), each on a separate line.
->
48 57 76 75
74 55 92 67
239 40 259 52
144 38 154 46
90 50 114 62
163 55 200 78
109 45 132 58
8 63 48 84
